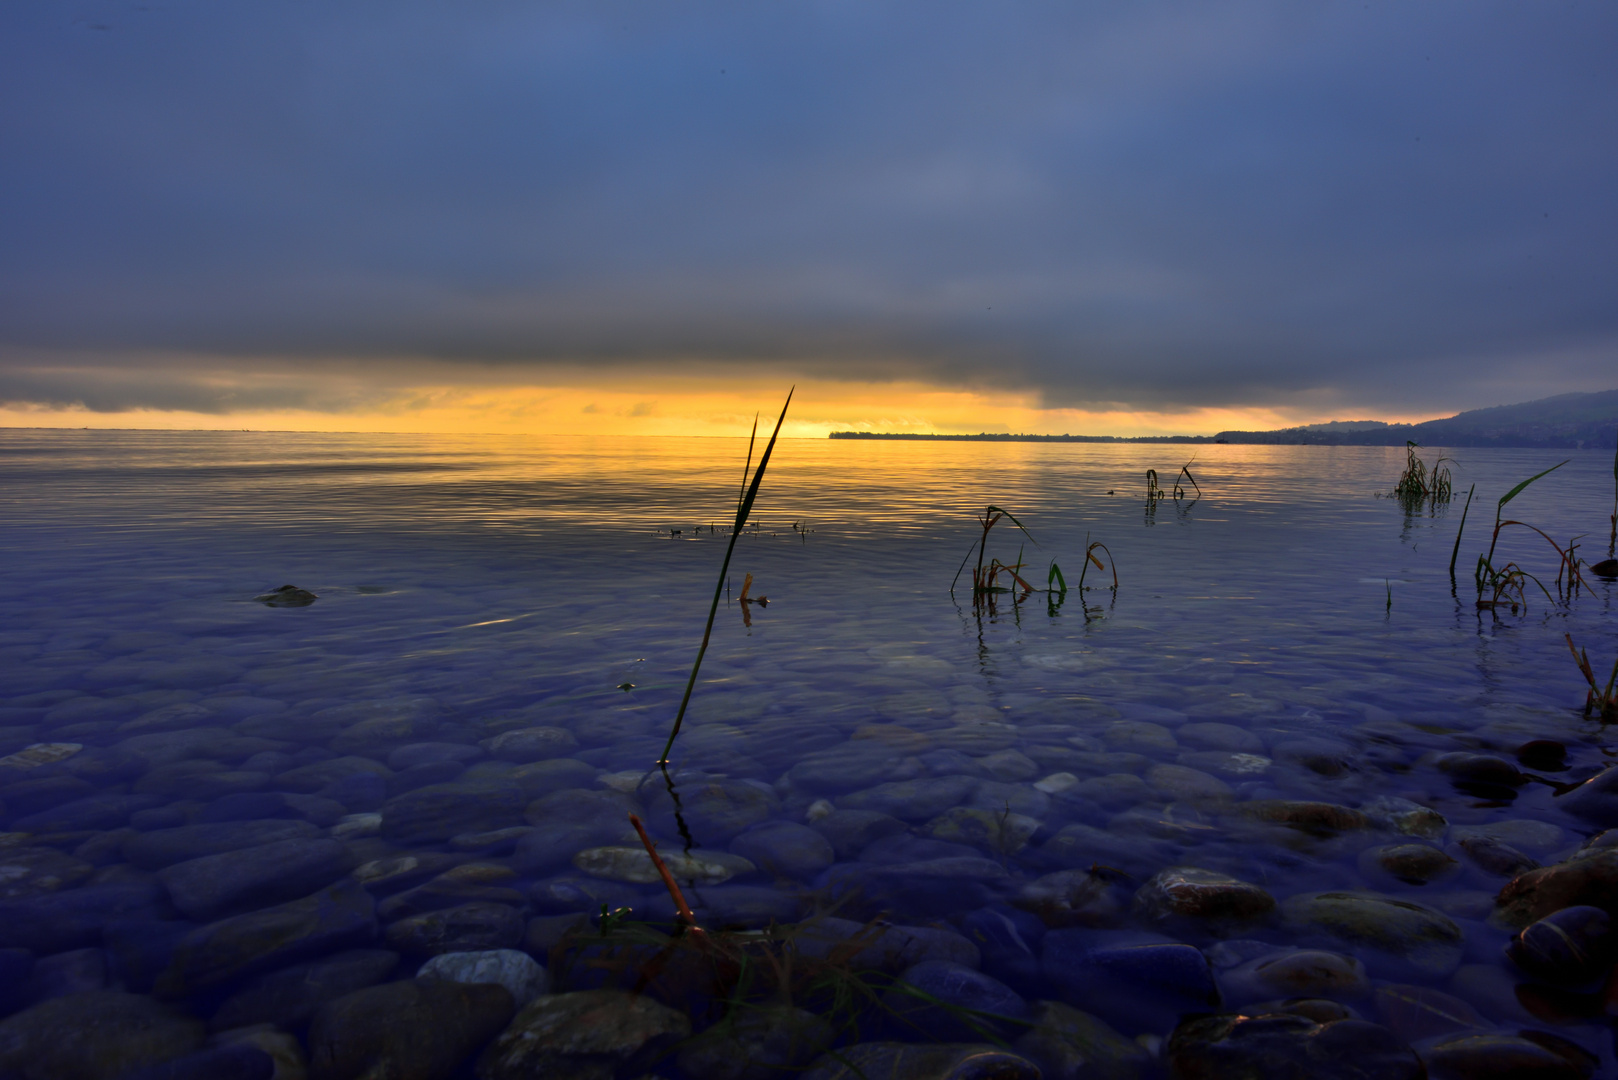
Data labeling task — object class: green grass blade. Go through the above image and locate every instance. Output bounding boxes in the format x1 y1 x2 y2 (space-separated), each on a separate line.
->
1048 561 1067 596
984 505 1037 545
737 413 759 519
660 387 794 764
1498 460 1568 509
1448 483 1475 580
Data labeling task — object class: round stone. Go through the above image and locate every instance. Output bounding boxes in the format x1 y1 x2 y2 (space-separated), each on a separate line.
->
1133 867 1276 931
1282 891 1465 978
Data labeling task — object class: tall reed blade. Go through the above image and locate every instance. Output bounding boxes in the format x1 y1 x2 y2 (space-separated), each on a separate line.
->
1448 483 1475 581
737 413 759 519
1609 431 1616 558
659 388 794 764
1479 459 1569 600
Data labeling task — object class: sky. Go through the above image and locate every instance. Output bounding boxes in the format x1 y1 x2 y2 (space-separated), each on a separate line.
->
2 1 1615 437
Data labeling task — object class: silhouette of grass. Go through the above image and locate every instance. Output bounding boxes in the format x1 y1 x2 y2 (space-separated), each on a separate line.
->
659 389 793 764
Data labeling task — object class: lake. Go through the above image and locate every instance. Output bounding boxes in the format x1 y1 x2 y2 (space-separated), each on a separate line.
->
2 429 1616 1077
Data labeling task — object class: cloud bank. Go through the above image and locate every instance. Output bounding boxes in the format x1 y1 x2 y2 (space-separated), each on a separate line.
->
1 1 1614 422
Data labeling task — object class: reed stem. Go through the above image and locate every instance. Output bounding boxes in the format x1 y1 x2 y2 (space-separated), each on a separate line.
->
659 388 793 764
1448 483 1474 581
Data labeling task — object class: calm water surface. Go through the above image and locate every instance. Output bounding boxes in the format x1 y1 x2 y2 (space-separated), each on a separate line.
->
2 429 1617 1074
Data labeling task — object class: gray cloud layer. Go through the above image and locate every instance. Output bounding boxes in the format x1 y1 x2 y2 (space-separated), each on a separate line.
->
2 1 1614 416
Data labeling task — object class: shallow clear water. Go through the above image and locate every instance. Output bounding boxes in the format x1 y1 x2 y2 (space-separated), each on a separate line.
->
2 429 1617 1071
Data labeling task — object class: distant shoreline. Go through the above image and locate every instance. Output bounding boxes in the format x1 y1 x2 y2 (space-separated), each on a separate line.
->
828 431 1213 443
830 388 1618 450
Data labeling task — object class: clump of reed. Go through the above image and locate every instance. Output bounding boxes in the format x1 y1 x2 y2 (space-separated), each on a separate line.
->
1566 634 1618 721
952 506 1038 603
1146 460 1200 502
1467 460 1587 612
1391 441 1454 513
659 389 792 764
950 508 1115 616
1602 434 1618 570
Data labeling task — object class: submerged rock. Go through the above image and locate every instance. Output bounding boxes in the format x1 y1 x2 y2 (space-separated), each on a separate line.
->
792 916 981 973
157 838 356 921
809 809 908 859
380 779 526 845
1012 1000 1149 1080
1420 1032 1591 1080
1240 800 1369 835
1015 868 1129 928
675 1005 835 1080
1435 752 1525 788
800 1042 1041 1080
210 948 400 1031
254 584 318 607
1359 843 1460 886
839 776 981 823
1361 796 1448 839
1555 767 1618 827
1508 905 1617 985
476 989 690 1080
1042 932 1220 1035
1166 1012 1421 1080
0 990 206 1079
0 742 83 770
0 846 93 900
481 727 579 763
1219 948 1370 1004
26 946 111 1001
1283 892 1465 978
1453 834 1537 878
824 856 1009 920
417 948 550 1004
1132 867 1275 933
309 978 514 1080
1495 850 1618 929
571 845 753 886
1371 983 1486 1044
156 880 378 997
728 820 834 880
923 806 1040 855
0 881 172 954
642 777 778 843
115 1043 275 1080
883 960 1030 1041
384 901 525 958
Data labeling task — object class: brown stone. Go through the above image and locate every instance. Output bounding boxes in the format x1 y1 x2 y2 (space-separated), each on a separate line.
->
1132 867 1275 931
309 979 514 1080
1240 800 1369 834
476 990 690 1080
1495 851 1618 930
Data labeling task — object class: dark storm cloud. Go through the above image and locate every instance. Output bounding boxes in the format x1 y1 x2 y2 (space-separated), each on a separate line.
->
1 1 1614 415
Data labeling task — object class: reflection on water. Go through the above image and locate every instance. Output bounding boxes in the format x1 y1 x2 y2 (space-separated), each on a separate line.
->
1 429 1617 1076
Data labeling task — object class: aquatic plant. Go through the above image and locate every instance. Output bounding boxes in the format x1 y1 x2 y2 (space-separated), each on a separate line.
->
1473 460 1586 610
949 508 1114 622
1146 460 1200 503
1391 441 1453 512
1566 634 1618 721
659 389 793 765
1172 459 1201 499
1074 536 1117 593
1447 483 1476 582
950 506 1038 602
737 572 769 628
1608 434 1618 560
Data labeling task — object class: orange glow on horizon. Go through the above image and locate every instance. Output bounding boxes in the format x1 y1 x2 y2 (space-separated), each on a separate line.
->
0 379 1451 439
